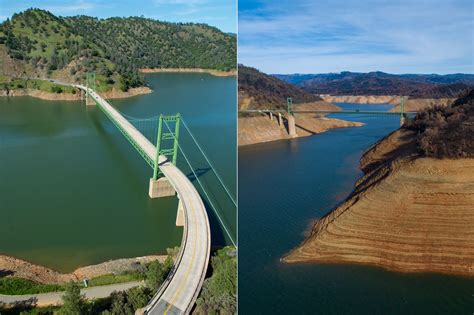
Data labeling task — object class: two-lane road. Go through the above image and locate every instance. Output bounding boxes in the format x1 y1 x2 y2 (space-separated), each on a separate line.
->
76 85 211 314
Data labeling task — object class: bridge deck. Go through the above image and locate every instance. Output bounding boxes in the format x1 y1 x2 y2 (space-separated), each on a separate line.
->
240 109 416 115
75 85 211 314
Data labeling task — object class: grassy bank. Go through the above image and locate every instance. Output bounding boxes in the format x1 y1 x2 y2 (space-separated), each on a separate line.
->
0 78 77 94
0 271 143 295
1 257 174 314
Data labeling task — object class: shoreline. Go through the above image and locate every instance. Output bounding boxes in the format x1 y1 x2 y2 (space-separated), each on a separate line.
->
320 95 455 112
0 86 153 101
238 101 364 146
238 115 364 146
140 67 236 77
0 254 167 285
283 129 474 277
320 95 402 104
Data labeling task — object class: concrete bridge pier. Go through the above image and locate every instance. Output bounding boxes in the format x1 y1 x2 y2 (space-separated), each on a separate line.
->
176 195 185 226
86 92 95 106
269 112 274 121
278 113 283 128
287 114 297 137
400 115 405 127
149 177 175 198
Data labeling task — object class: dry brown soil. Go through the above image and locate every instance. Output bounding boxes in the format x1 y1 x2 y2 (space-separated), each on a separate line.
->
283 129 474 276
238 102 364 146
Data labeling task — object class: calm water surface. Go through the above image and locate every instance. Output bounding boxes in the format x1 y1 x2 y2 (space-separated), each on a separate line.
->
0 73 236 272
239 104 473 314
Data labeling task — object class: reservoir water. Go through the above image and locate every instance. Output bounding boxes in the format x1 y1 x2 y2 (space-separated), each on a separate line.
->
0 73 236 273
238 104 473 314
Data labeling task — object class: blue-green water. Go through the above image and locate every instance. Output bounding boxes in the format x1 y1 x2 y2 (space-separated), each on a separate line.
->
0 73 236 272
238 104 473 314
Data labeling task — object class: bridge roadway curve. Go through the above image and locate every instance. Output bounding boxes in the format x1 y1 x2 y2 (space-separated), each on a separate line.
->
75 85 211 314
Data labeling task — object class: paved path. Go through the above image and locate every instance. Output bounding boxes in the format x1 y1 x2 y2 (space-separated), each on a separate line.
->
75 85 211 315
0 281 142 307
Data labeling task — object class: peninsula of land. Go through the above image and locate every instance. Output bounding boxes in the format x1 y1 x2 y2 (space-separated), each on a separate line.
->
238 65 363 146
239 101 363 146
283 91 474 276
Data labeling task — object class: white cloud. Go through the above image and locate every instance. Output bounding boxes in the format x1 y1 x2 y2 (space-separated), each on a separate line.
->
239 0 474 74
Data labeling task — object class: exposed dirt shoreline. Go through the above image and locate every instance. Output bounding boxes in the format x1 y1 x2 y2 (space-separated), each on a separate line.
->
283 129 474 277
0 254 166 284
0 86 153 101
140 68 236 77
320 95 455 112
238 101 364 146
321 95 402 104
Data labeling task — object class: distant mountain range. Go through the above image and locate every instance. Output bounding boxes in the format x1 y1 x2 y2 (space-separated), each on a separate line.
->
274 71 474 98
238 64 321 110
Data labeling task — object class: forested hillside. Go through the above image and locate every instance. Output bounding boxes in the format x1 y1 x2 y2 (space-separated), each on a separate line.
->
0 9 236 92
238 65 321 110
66 16 236 72
275 71 473 98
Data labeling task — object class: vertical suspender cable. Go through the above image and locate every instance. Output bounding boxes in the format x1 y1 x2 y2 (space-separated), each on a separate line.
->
181 118 236 206
163 120 236 246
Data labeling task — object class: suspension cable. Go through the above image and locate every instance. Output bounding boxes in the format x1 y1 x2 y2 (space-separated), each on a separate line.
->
163 120 236 246
93 90 235 242
181 118 236 206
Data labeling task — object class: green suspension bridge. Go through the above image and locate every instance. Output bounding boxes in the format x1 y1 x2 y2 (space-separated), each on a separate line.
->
240 97 416 137
73 73 235 315
242 97 415 117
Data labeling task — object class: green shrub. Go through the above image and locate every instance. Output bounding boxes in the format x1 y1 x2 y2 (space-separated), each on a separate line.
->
0 278 62 295
59 282 85 315
145 257 173 290
195 246 237 314
51 85 63 93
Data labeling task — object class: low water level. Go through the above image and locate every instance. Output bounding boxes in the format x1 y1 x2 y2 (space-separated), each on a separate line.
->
239 104 473 314
0 73 236 272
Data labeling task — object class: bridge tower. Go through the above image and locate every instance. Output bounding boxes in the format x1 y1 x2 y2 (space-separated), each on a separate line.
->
399 96 405 126
149 114 181 199
287 97 297 137
85 72 96 106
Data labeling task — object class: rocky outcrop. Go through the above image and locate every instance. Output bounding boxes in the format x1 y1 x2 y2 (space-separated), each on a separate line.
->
238 102 363 146
283 129 474 276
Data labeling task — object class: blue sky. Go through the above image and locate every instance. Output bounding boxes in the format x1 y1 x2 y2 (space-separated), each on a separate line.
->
0 0 236 33
239 0 473 74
